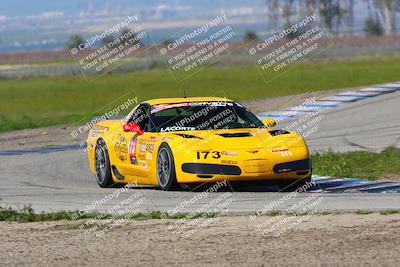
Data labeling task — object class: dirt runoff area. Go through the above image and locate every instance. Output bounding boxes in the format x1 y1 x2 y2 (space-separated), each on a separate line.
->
1 213 399 266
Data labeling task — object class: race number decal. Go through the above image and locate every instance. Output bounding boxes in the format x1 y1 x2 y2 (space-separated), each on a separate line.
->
196 151 221 159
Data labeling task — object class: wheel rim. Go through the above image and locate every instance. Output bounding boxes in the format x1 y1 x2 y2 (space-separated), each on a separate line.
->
157 147 172 187
95 146 107 184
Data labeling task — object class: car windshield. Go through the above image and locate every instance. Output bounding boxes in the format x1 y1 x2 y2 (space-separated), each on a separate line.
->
148 102 264 132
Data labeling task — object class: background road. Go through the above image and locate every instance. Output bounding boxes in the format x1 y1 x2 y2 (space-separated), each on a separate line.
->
303 90 400 153
1 90 399 214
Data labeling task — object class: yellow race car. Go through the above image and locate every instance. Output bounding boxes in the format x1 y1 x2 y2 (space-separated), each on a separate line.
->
87 97 311 191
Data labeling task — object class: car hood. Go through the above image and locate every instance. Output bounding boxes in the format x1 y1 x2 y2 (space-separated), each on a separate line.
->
161 128 306 151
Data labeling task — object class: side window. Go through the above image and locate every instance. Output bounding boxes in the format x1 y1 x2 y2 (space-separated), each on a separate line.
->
129 104 149 131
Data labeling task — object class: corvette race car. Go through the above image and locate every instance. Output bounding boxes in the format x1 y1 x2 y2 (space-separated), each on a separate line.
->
87 97 311 191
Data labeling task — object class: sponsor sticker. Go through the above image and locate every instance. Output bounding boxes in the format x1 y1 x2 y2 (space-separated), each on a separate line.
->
114 136 128 161
221 151 238 156
189 101 232 107
272 148 293 157
139 161 148 169
161 126 196 132
145 143 155 152
221 160 238 165
151 103 190 114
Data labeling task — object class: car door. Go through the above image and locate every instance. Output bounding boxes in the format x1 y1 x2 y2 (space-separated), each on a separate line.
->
113 104 157 185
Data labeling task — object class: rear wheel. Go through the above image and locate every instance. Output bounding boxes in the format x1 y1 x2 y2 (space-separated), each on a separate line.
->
95 139 113 188
156 143 178 191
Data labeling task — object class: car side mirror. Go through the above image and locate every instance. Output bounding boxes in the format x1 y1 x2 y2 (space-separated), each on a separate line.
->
123 123 143 135
262 118 277 128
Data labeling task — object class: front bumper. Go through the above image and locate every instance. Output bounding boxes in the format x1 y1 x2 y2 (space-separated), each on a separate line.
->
177 158 312 183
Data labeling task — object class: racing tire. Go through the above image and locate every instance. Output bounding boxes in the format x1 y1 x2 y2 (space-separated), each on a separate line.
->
156 143 178 191
95 139 114 188
279 174 312 192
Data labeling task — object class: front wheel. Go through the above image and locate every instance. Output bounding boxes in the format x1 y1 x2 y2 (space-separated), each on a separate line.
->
156 143 178 191
95 139 113 188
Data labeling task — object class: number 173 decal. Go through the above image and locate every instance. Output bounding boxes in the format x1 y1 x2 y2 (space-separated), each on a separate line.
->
196 151 221 159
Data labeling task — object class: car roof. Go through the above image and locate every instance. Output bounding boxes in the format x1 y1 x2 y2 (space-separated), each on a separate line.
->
144 97 234 106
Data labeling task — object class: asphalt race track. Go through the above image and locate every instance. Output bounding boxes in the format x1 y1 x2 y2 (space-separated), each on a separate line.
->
1 88 400 214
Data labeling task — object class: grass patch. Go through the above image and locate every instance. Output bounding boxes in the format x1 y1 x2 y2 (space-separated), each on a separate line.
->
0 205 219 223
266 211 283 216
380 210 400 215
312 147 400 180
355 210 373 215
1 58 400 132
0 205 98 223
1 206 398 223
319 211 333 215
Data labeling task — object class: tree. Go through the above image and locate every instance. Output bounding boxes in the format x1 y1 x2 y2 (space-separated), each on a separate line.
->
263 0 398 36
266 0 281 29
101 35 116 47
306 0 317 14
345 0 355 35
162 39 173 46
371 0 398 34
265 0 348 35
364 17 384 35
243 30 259 41
318 0 342 34
282 1 293 27
67 34 85 50
120 27 141 47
